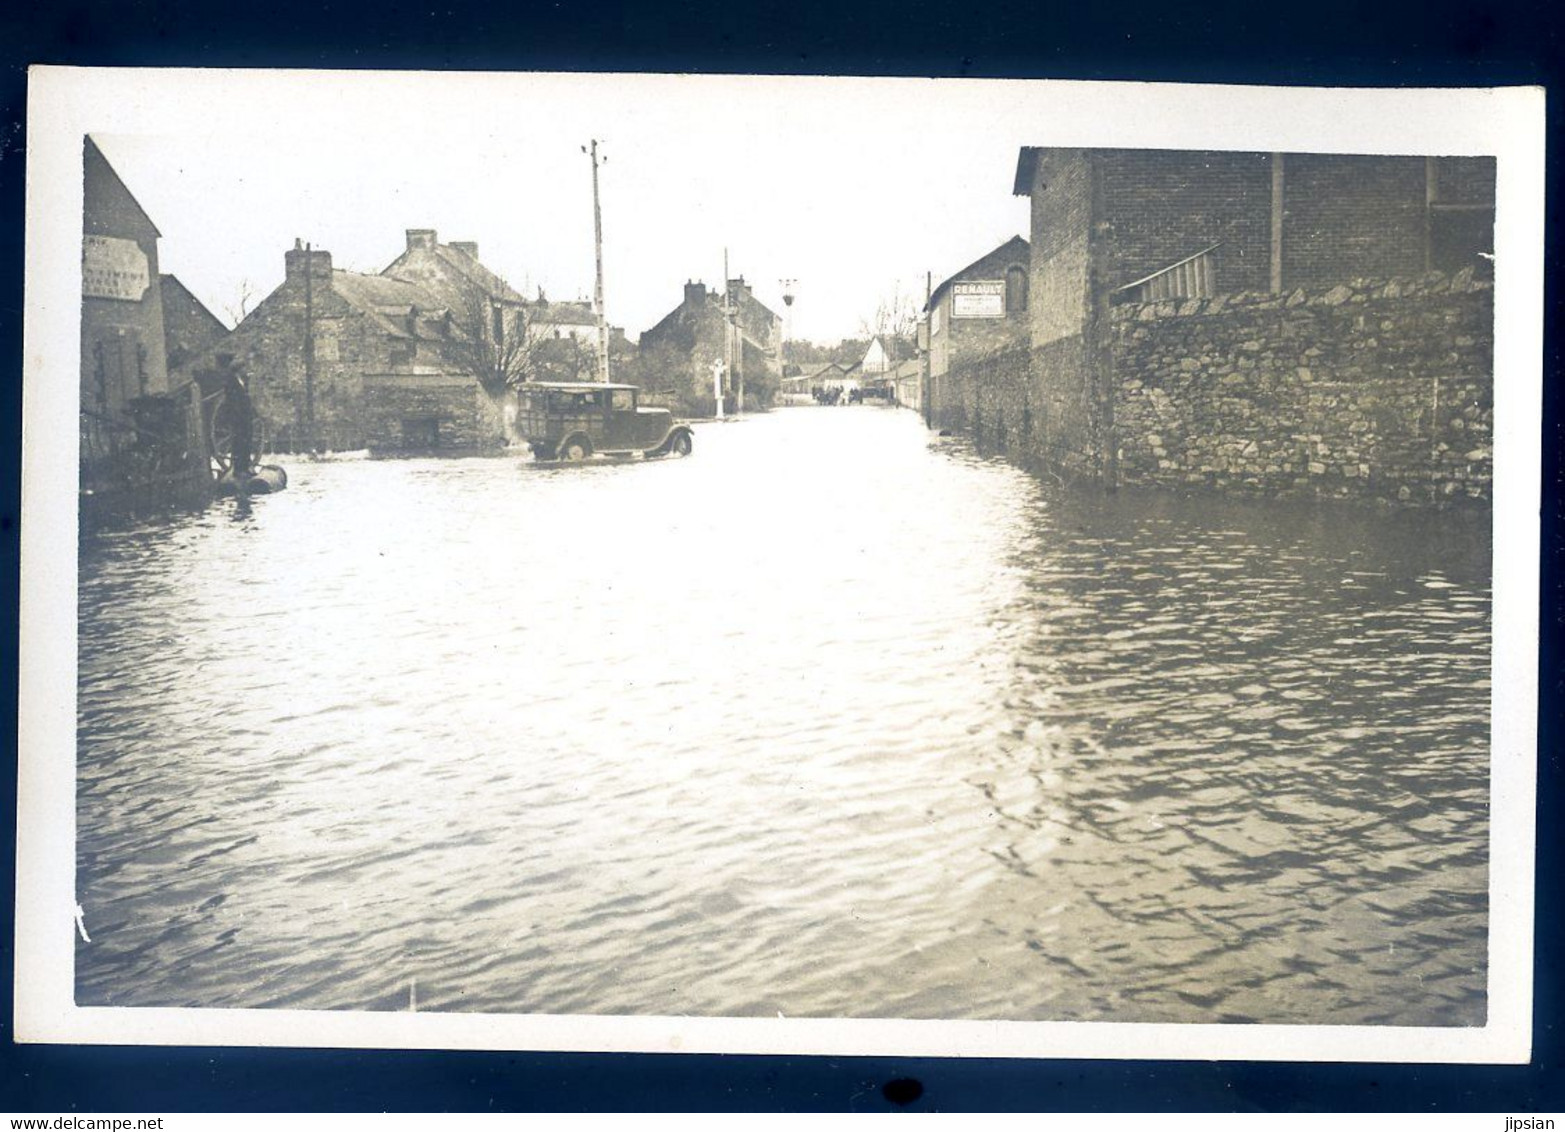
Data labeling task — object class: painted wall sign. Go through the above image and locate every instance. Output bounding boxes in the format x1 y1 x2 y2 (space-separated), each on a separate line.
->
952 279 1005 319
82 236 151 301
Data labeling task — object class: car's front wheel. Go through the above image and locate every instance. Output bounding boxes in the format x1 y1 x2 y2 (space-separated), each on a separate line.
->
670 429 693 457
560 435 593 462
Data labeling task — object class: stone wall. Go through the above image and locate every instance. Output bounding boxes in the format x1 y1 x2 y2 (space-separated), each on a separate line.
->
934 337 1103 481
934 268 1493 508
361 374 506 455
1109 270 1492 506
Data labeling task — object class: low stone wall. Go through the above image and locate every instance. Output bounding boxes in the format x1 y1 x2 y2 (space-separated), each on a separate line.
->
929 269 1493 508
1110 270 1492 506
361 373 506 455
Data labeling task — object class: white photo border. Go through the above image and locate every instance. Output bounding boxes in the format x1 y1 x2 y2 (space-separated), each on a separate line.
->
16 68 1545 1063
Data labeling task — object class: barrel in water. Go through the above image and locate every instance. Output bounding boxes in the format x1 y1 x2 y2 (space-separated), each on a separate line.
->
218 464 288 497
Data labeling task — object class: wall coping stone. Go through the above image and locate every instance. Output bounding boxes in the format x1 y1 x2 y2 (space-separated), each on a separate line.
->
1109 269 1492 324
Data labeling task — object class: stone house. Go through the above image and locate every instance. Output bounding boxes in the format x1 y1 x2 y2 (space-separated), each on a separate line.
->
526 297 598 344
639 278 783 414
380 230 527 315
178 241 470 452
179 229 529 454
381 230 604 383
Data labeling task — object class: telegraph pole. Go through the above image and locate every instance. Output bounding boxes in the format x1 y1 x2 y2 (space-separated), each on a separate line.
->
723 248 735 417
303 240 317 452
922 269 933 427
585 139 610 383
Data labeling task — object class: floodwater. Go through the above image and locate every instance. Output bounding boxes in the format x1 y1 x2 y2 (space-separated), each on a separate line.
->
76 407 1491 1024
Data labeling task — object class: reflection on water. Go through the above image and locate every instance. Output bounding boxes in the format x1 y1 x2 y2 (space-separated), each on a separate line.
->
76 408 1490 1024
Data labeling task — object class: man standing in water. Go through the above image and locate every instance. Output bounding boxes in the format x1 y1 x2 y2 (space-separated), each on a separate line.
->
216 354 254 487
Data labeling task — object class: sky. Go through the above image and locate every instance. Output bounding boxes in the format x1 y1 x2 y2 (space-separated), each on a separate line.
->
72 72 1525 348
91 73 1042 344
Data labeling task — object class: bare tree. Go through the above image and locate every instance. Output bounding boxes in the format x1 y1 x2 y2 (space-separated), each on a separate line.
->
223 279 258 328
443 279 555 401
859 280 921 361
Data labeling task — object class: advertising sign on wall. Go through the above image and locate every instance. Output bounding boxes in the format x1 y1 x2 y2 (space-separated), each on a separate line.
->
952 280 1005 319
82 235 150 301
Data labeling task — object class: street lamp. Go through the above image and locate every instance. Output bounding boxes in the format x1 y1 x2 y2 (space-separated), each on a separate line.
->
779 279 796 402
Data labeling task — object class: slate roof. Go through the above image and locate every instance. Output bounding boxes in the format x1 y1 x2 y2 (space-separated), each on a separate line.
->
427 243 527 304
332 271 451 339
527 300 597 327
380 239 528 312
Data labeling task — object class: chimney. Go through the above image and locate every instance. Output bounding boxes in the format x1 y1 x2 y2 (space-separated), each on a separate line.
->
450 241 479 261
684 280 707 306
284 241 333 283
727 276 751 300
405 228 437 252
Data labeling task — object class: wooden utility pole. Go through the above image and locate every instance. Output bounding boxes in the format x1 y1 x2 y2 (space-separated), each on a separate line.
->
586 139 610 383
303 241 317 452
922 269 933 427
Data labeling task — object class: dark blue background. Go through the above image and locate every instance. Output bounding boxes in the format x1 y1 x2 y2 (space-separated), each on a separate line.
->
1 0 1560 1110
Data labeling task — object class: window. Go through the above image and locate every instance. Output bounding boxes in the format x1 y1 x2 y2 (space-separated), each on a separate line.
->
1005 265 1029 313
609 388 635 411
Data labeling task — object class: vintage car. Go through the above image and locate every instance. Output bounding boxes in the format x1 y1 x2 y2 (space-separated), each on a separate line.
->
516 382 694 462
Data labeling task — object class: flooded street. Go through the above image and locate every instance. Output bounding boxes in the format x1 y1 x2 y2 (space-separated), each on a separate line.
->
76 406 1491 1025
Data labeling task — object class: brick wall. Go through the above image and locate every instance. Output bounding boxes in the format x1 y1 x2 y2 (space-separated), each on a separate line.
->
1280 154 1429 289
1028 149 1091 349
1023 149 1494 325
1098 150 1274 296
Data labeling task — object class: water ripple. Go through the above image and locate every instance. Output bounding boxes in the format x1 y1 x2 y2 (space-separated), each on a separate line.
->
76 408 1490 1025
